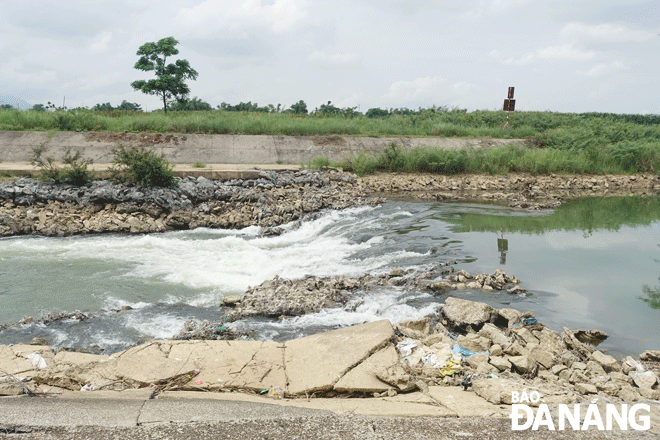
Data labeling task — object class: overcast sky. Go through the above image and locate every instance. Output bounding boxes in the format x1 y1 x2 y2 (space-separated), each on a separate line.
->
1 0 658 113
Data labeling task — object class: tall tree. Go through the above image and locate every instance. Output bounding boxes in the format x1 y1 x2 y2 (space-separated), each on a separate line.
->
131 37 198 113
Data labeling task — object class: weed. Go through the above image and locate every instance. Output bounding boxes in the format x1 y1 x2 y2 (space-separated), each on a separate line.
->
30 145 94 185
112 145 176 187
192 161 206 168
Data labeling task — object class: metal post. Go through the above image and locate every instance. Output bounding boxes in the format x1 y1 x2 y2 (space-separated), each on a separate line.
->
503 87 515 128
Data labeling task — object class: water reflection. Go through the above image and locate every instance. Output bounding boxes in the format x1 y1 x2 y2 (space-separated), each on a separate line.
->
641 281 660 309
443 197 660 235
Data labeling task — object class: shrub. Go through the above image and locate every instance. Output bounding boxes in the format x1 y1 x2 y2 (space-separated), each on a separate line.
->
112 145 176 187
30 145 94 185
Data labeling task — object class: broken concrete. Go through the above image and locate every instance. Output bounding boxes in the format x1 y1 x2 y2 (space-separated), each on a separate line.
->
285 320 394 395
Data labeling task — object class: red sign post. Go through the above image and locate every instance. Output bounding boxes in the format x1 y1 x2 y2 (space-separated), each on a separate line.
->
503 87 515 128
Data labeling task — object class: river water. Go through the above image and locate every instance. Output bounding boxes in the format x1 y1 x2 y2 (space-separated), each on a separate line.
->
1 197 659 358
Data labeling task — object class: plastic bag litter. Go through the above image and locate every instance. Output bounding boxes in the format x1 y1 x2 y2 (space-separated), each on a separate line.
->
451 344 489 359
398 340 454 368
396 339 417 357
625 358 646 373
438 359 463 377
268 386 284 399
26 352 47 369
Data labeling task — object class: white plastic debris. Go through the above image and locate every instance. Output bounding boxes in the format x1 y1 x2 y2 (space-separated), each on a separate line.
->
26 352 47 369
81 383 99 392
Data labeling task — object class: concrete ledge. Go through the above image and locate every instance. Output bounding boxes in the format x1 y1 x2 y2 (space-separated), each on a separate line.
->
0 131 525 165
0 162 299 180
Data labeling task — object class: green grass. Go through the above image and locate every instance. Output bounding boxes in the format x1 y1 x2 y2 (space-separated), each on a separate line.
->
191 161 206 168
307 141 660 176
2 108 659 175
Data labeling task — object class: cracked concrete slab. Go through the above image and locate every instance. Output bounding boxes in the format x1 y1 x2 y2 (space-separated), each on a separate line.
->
428 386 509 418
170 340 286 392
285 320 395 395
0 345 37 375
334 345 398 393
113 341 198 385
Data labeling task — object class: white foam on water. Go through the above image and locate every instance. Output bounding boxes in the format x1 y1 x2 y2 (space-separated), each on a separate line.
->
1 206 420 303
122 313 189 340
230 289 442 340
103 297 152 310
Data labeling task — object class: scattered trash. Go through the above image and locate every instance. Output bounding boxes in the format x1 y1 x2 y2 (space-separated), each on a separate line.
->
195 380 203 385
26 352 47 369
259 388 269 395
438 359 462 377
625 358 646 373
488 374 499 379
267 386 284 399
396 339 417 357
451 344 489 359
461 374 473 391
522 317 538 327
81 383 99 392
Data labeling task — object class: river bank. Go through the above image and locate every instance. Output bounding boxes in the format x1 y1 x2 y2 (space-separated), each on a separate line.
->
1 297 660 435
1 169 660 430
1 170 659 237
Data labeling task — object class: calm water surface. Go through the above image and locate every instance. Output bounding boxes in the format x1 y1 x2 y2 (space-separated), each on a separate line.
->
1 197 658 357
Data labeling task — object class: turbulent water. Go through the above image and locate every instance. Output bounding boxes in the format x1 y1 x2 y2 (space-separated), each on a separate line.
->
1 198 659 357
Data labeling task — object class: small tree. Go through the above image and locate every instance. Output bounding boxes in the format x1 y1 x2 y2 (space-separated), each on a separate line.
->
172 96 212 111
131 37 198 113
289 100 308 114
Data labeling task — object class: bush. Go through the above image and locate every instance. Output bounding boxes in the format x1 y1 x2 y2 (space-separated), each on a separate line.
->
30 145 94 185
112 145 176 187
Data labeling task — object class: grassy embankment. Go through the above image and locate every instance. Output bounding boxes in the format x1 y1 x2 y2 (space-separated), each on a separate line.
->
1 109 659 175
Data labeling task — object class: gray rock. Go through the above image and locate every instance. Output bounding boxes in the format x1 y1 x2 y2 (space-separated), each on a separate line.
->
456 334 491 353
574 383 597 395
529 346 555 370
498 308 522 327
509 355 535 374
639 350 660 362
590 350 621 373
466 352 490 369
478 323 510 347
586 360 607 378
632 371 658 389
442 297 495 327
396 317 431 339
489 356 512 372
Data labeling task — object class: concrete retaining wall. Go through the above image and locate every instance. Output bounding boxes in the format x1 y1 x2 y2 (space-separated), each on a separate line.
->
0 131 525 164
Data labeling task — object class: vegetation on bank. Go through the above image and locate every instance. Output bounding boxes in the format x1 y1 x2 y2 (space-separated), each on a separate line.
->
30 144 176 187
308 139 660 176
1 106 659 175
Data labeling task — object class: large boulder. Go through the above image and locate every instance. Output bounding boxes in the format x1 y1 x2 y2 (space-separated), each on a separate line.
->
442 297 495 327
590 350 621 373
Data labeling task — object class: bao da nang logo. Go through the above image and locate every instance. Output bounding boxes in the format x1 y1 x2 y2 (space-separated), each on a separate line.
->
510 390 651 431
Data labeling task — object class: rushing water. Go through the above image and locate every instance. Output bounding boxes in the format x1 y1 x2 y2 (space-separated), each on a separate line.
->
1 197 659 357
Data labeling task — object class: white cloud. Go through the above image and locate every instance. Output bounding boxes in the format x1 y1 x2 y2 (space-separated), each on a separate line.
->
498 44 596 65
175 0 308 38
462 0 532 17
560 22 656 43
452 81 477 95
88 32 112 54
384 76 446 101
577 61 626 77
308 50 361 69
